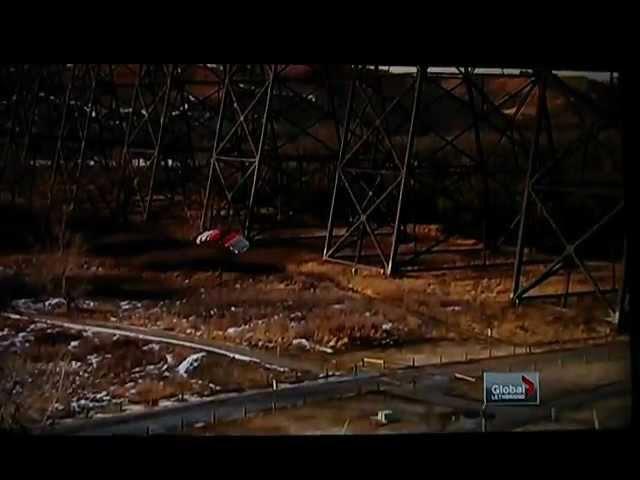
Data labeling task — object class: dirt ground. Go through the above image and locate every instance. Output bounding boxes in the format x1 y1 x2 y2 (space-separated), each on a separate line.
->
189 392 464 435
515 394 631 431
0 227 622 430
0 231 618 354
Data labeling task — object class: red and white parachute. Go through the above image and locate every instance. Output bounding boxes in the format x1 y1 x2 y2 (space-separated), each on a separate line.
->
195 228 250 254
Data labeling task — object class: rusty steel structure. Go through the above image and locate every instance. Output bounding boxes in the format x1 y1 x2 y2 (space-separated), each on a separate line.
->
0 64 628 328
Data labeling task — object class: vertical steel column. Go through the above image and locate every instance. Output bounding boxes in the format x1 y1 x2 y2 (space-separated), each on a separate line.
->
243 64 276 238
48 64 77 206
464 68 490 265
512 70 546 302
201 65 231 231
323 73 355 259
617 70 630 333
386 66 423 276
144 64 175 221
68 66 98 216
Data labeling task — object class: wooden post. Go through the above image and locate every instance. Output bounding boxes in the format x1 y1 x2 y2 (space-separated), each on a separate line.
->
593 408 599 430
243 405 247 418
513 345 517 355
146 426 150 436
439 353 443 364
180 417 185 432
551 407 557 423
412 356 416 368
211 408 216 424
464 351 468 361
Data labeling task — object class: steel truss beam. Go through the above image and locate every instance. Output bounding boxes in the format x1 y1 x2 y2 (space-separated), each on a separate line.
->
323 66 534 275
200 64 277 237
511 69 624 317
0 64 50 206
200 64 341 239
324 65 424 275
115 64 176 223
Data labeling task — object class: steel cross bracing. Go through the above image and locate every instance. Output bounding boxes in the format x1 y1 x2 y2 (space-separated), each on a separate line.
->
0 64 53 207
0 64 626 325
323 66 536 275
511 69 624 317
199 64 342 239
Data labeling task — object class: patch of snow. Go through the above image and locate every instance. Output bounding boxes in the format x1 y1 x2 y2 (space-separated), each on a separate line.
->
445 306 462 312
0 331 34 352
27 322 49 332
11 297 66 313
86 354 101 368
315 345 334 354
70 361 83 370
142 343 161 352
76 299 97 309
291 338 333 354
382 322 393 331
176 352 206 376
165 354 175 365
119 300 143 312
292 338 312 350
0 328 12 337
225 326 247 337
68 340 80 350
71 391 112 414
332 304 346 309
45 298 67 311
